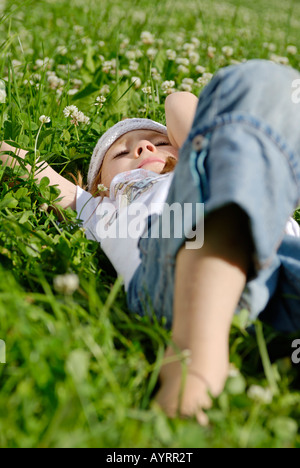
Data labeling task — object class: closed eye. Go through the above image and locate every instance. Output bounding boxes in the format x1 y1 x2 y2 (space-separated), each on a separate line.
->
113 141 170 158
114 150 129 158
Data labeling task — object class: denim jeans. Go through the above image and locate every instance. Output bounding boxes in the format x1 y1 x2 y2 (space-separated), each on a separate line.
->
127 59 300 333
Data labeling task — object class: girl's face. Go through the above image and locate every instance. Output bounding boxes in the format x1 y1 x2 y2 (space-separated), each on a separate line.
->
100 129 178 189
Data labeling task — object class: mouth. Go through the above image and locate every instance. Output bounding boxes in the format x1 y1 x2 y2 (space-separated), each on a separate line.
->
138 158 166 169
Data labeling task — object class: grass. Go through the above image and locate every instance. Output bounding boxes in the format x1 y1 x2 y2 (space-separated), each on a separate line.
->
0 0 300 448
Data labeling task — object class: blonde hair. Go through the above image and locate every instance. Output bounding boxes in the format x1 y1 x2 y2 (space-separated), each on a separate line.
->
68 169 101 196
70 155 178 197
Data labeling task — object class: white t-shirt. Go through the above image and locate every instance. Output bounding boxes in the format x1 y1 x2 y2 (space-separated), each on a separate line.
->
76 168 300 291
76 169 174 291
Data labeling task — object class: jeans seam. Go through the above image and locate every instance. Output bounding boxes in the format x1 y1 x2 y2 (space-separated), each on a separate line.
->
190 115 300 199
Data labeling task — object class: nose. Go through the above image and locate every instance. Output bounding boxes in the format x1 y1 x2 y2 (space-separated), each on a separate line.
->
134 140 156 158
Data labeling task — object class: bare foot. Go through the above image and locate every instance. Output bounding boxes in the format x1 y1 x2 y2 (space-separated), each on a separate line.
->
155 346 229 425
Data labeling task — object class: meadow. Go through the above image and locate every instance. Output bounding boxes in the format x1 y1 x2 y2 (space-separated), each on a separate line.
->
0 0 300 448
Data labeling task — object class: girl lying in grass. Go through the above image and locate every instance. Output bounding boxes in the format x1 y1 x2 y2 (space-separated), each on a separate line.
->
1 59 300 425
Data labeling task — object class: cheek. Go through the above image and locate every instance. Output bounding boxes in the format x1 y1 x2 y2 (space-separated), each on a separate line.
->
169 148 179 159
101 160 121 187
100 167 112 188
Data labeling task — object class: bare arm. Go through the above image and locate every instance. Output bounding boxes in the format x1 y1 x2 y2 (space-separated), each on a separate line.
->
165 92 199 149
0 141 77 210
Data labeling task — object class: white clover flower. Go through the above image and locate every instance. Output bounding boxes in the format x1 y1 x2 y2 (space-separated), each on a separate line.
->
56 45 68 55
133 11 146 23
138 104 147 114
140 31 155 45
97 184 108 192
72 79 83 88
177 64 189 74
71 110 90 126
180 78 194 93
39 115 51 124
151 68 161 81
96 95 106 104
131 76 141 89
67 89 78 95
183 42 195 53
75 58 84 69
35 59 44 68
35 57 54 69
95 95 106 108
286 45 297 55
23 79 34 86
228 363 240 378
119 69 130 77
180 83 192 92
0 80 6 103
135 49 143 59
269 54 289 65
247 385 273 404
63 106 90 125
12 59 22 69
207 46 216 58
39 202 49 211
129 60 139 71
0 90 6 103
161 80 176 94
81 37 92 46
102 61 113 73
166 49 177 60
161 80 175 91
175 33 185 47
263 42 276 51
125 50 136 60
100 84 110 95
74 25 84 34
196 65 206 74
182 78 194 86
146 48 158 61
191 37 200 47
197 72 213 86
53 273 79 295
63 105 79 118
33 73 42 81
120 37 130 50
222 46 234 57
189 51 200 65
47 74 65 90
142 86 152 94
176 57 190 66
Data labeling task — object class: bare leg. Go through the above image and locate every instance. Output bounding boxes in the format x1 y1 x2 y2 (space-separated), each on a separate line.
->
156 204 253 424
